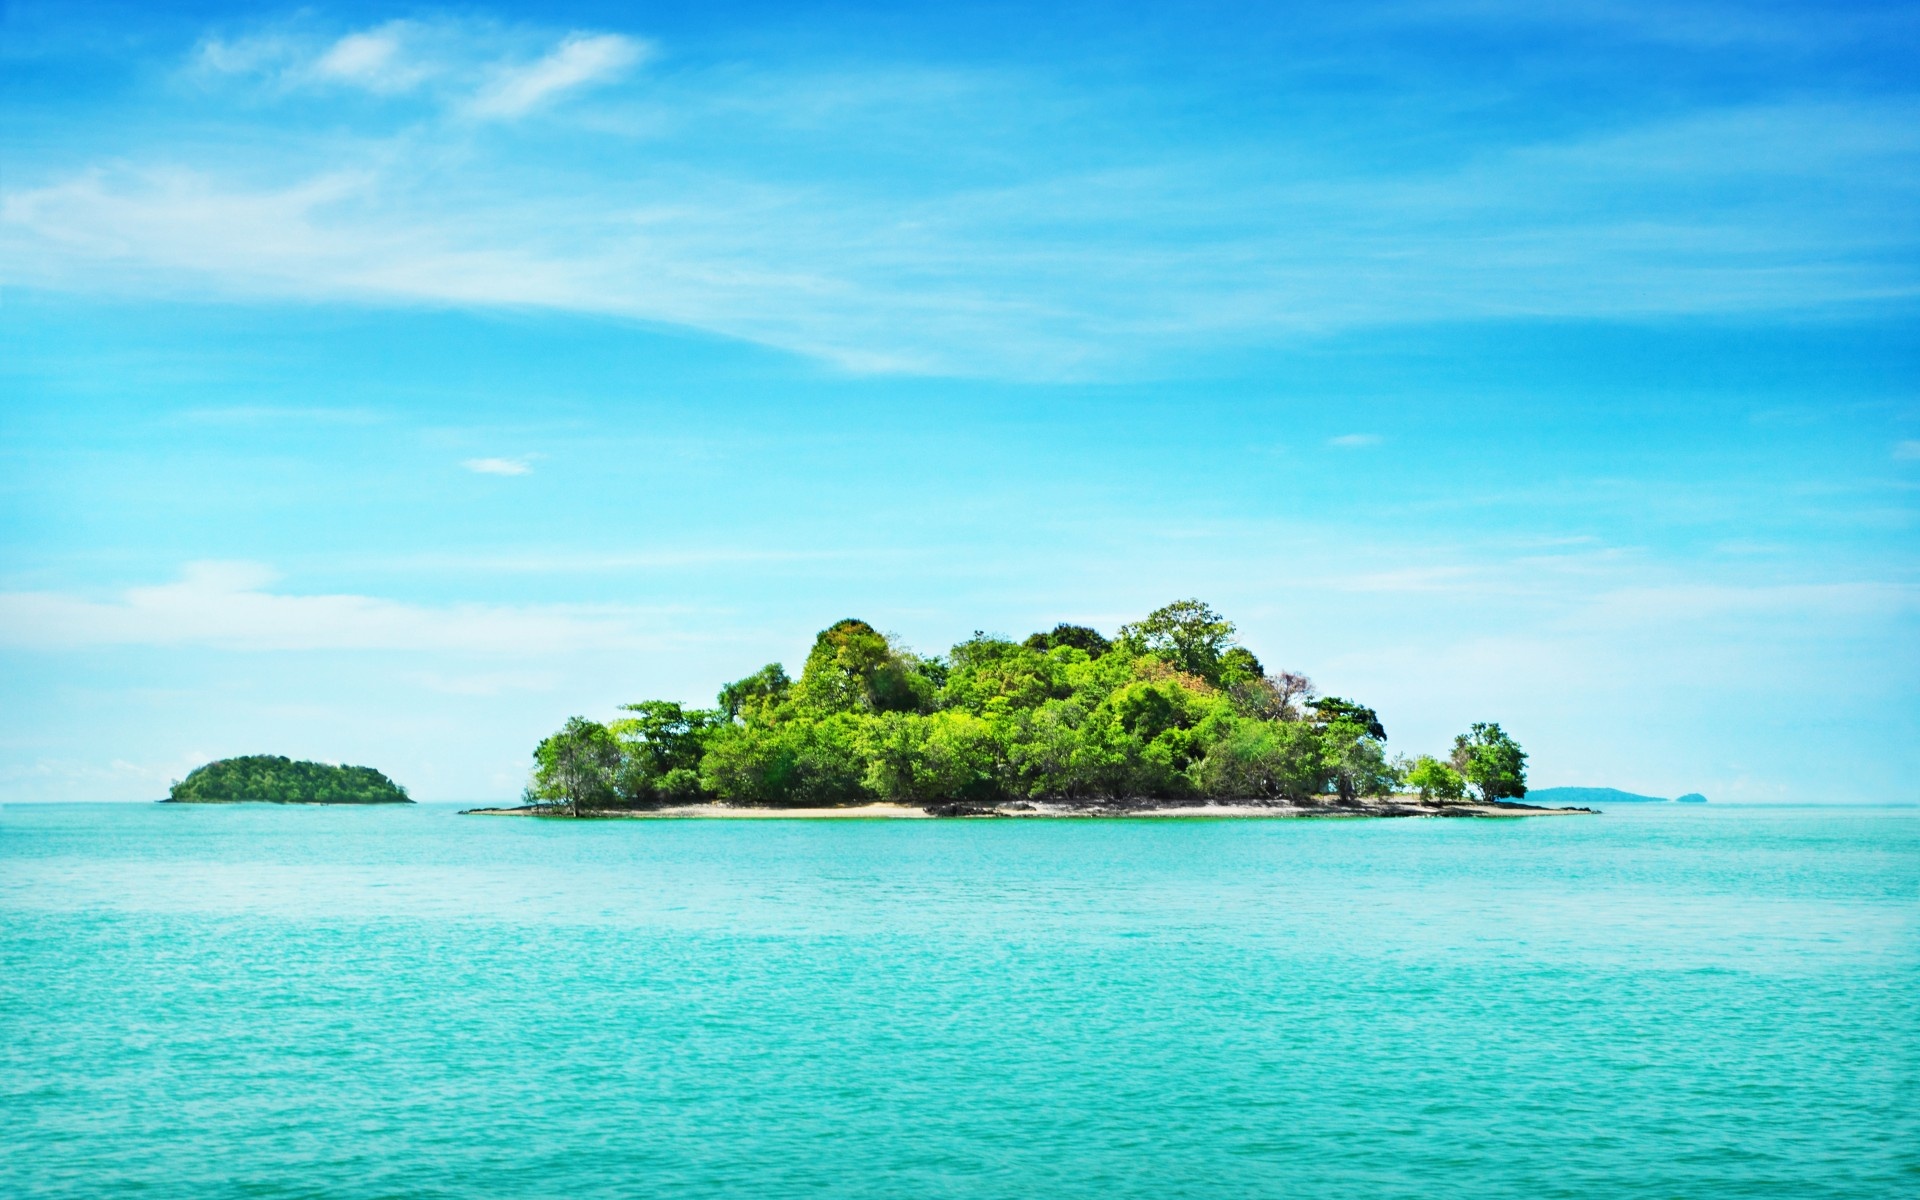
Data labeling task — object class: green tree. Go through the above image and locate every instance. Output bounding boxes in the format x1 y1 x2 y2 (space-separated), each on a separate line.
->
1197 720 1323 799
858 711 1002 804
718 663 790 722
613 702 720 773
998 700 1091 799
1216 646 1265 688
1450 722 1528 802
1108 679 1185 743
699 715 870 807
1405 755 1467 802
1022 623 1113 658
529 717 622 817
1087 673 1234 797
609 701 723 804
794 620 932 715
1309 696 1387 741
1320 719 1394 802
943 636 1066 714
1117 599 1237 680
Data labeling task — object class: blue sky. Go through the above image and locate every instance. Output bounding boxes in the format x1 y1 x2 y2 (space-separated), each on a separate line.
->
2 0 1915 802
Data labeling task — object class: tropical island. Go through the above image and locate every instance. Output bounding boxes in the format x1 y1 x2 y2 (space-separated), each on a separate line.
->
474 599 1585 820
165 756 412 804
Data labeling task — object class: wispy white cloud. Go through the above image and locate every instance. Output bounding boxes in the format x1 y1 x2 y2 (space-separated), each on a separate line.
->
469 33 648 118
0 562 677 654
0 165 601 312
309 23 435 94
1895 439 1920 461
1328 433 1382 448
195 31 295 77
463 456 534 476
193 19 640 111
7 17 1918 378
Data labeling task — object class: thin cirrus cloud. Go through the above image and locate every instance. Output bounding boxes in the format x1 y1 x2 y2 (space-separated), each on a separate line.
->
3 20 1915 378
195 20 646 115
1328 433 1382 448
197 21 432 93
468 33 649 118
0 562 671 655
308 24 435 93
463 456 534 476
7 98 1914 379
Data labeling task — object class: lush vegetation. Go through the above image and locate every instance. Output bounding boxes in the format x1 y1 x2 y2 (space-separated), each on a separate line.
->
525 600 1527 813
167 756 412 804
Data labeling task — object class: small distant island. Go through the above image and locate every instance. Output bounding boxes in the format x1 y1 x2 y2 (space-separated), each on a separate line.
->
1529 787 1708 806
472 599 1591 821
165 756 412 804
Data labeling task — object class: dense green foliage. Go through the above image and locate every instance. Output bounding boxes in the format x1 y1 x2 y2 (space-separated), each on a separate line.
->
1405 755 1468 801
1451 722 1530 802
167 755 411 804
526 600 1528 811
528 717 622 816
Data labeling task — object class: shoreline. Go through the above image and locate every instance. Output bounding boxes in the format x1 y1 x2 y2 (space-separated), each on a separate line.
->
157 799 415 806
460 798 1595 820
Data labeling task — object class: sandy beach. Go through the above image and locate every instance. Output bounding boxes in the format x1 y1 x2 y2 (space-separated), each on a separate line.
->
461 798 1594 819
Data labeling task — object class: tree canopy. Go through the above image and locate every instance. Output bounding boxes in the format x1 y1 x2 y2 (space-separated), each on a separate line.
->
1022 623 1113 658
1405 755 1467 802
527 716 622 816
1116 599 1237 681
167 756 411 804
1451 723 1529 802
1308 696 1387 741
525 600 1527 811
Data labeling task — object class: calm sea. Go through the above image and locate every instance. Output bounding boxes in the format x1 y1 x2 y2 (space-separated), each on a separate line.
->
2 802 1914 1198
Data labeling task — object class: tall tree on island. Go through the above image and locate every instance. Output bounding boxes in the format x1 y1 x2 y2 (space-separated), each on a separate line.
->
1308 696 1387 741
1405 756 1467 802
529 717 622 817
1450 723 1528 803
1117 599 1238 680
1320 719 1395 802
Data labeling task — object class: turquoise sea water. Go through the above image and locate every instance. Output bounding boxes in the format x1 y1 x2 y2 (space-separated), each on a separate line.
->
2 803 1915 1198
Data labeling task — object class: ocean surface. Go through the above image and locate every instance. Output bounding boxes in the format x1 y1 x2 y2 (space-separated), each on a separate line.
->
1 803 1914 1199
